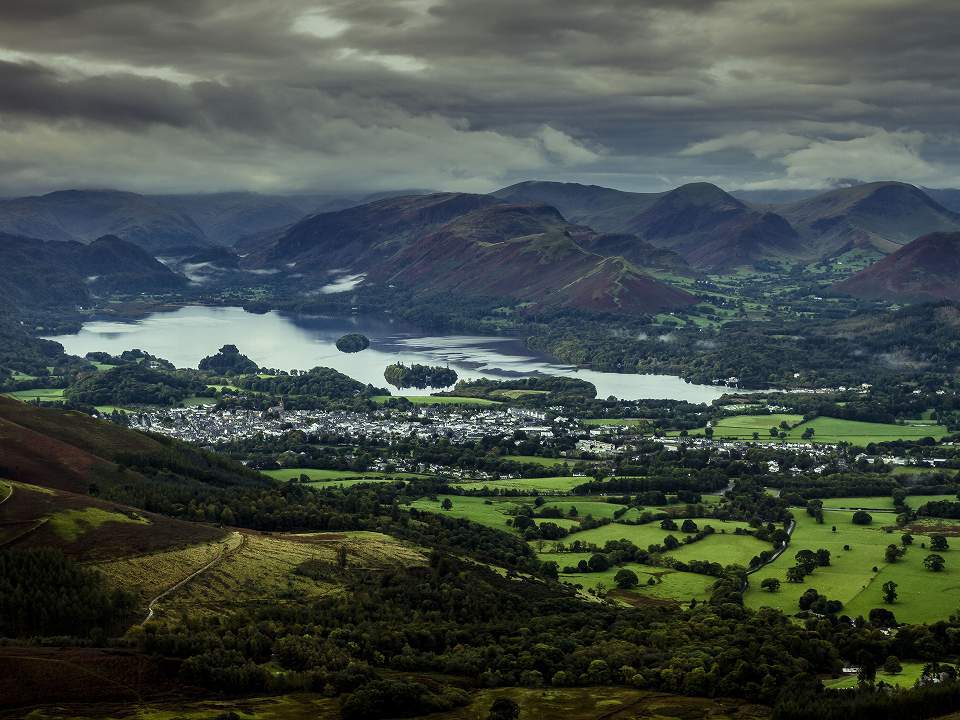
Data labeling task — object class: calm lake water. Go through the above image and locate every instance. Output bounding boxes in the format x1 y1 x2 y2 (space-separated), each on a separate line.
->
46 306 728 402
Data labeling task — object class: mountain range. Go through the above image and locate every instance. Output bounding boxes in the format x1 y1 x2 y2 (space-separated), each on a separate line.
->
0 233 185 309
3 179 960 311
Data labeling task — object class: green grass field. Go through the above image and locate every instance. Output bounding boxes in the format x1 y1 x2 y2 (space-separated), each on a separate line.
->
680 414 949 445
561 562 716 603
819 497 896 511
370 395 501 406
408 495 580 534
262 468 428 482
451 476 589 493
824 661 926 689
543 519 768 568
3 388 65 402
745 510 960 624
502 454 572 467
47 507 149 542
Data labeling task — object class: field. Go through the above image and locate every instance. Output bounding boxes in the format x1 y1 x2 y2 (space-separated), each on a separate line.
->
824 660 926 689
745 510 960 623
451 476 588 493
542 519 769 567
3 388 65 402
370 395 500 406
680 413 948 445
819 496 896 511
409 495 579 533
559 562 717 605
13 687 770 720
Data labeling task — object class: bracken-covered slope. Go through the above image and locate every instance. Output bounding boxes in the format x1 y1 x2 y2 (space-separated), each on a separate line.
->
782 182 960 256
0 397 225 560
250 195 697 314
0 232 186 308
382 203 696 313
834 231 960 302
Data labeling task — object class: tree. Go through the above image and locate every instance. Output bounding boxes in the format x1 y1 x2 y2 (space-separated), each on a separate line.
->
883 656 903 675
786 566 806 583
884 544 902 563
924 554 946 572
902 533 914 546
761 578 781 593
815 548 831 566
336 545 349 570
660 518 678 531
662 534 680 550
587 553 610 572
931 534 949 551
541 561 559 581
680 518 699 533
882 580 898 604
614 568 639 589
852 511 872 525
488 698 520 720
441 498 453 511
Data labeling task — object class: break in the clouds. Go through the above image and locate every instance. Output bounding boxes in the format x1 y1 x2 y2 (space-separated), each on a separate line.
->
1 0 959 195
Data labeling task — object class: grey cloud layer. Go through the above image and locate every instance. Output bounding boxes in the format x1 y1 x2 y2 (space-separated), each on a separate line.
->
0 0 958 194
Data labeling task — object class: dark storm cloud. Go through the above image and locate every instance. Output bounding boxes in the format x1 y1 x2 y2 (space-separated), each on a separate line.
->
0 0 958 194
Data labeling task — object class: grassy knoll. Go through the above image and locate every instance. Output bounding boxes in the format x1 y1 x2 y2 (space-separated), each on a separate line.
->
3 388 65 402
501 454 572 467
262 468 428 482
370 395 501 406
824 661 926 689
94 534 238 606
451 476 588 493
47 507 149 542
745 510 960 624
155 531 426 619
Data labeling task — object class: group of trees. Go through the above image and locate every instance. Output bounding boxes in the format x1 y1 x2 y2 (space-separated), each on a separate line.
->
198 344 259 374
383 362 458 390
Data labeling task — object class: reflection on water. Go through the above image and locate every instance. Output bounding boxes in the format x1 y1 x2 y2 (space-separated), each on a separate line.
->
45 306 728 402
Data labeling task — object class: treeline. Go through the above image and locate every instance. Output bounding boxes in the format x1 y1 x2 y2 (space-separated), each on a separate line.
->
0 548 135 638
66 363 209 406
238 366 388 398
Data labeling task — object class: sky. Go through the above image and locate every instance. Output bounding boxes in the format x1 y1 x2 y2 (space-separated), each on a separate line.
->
1 0 959 196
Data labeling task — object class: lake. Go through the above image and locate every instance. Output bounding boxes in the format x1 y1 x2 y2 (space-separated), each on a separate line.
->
45 305 729 402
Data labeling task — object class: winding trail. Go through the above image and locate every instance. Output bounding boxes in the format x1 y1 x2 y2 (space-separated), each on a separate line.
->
142 530 245 624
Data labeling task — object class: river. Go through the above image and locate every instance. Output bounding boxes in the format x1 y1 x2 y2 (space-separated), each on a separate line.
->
45 306 729 402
